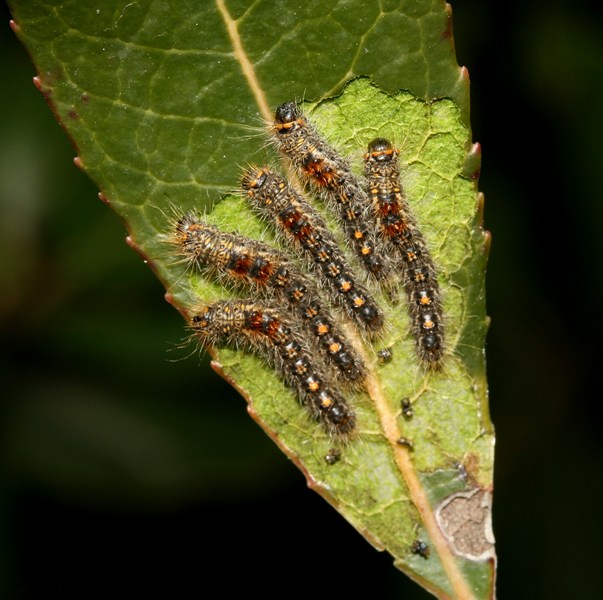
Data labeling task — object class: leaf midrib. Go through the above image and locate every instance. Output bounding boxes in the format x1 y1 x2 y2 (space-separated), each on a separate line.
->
214 2 477 598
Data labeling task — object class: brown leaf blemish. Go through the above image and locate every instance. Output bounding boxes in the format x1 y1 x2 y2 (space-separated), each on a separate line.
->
435 488 495 561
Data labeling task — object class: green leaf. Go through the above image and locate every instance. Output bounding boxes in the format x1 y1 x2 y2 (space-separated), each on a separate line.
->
8 0 495 597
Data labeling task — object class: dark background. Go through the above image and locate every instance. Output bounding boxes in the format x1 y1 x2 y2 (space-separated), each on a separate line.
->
1 1 602 597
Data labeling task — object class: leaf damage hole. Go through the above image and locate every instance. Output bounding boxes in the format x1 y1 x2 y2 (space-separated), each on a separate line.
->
435 488 495 561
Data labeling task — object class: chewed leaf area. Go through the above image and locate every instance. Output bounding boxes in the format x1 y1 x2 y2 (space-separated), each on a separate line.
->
144 79 493 597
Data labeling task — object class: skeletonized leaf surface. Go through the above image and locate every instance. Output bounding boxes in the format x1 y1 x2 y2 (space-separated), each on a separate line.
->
9 0 495 597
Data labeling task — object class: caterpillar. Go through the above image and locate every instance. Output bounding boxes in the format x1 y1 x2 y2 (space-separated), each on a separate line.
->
364 138 444 365
170 213 365 383
190 300 356 435
271 102 393 287
241 166 384 335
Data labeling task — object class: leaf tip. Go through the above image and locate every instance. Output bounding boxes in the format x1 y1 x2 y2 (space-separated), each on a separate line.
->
461 141 482 179
442 3 454 41
483 228 492 257
124 234 138 250
125 235 155 271
164 292 175 306
98 191 110 205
